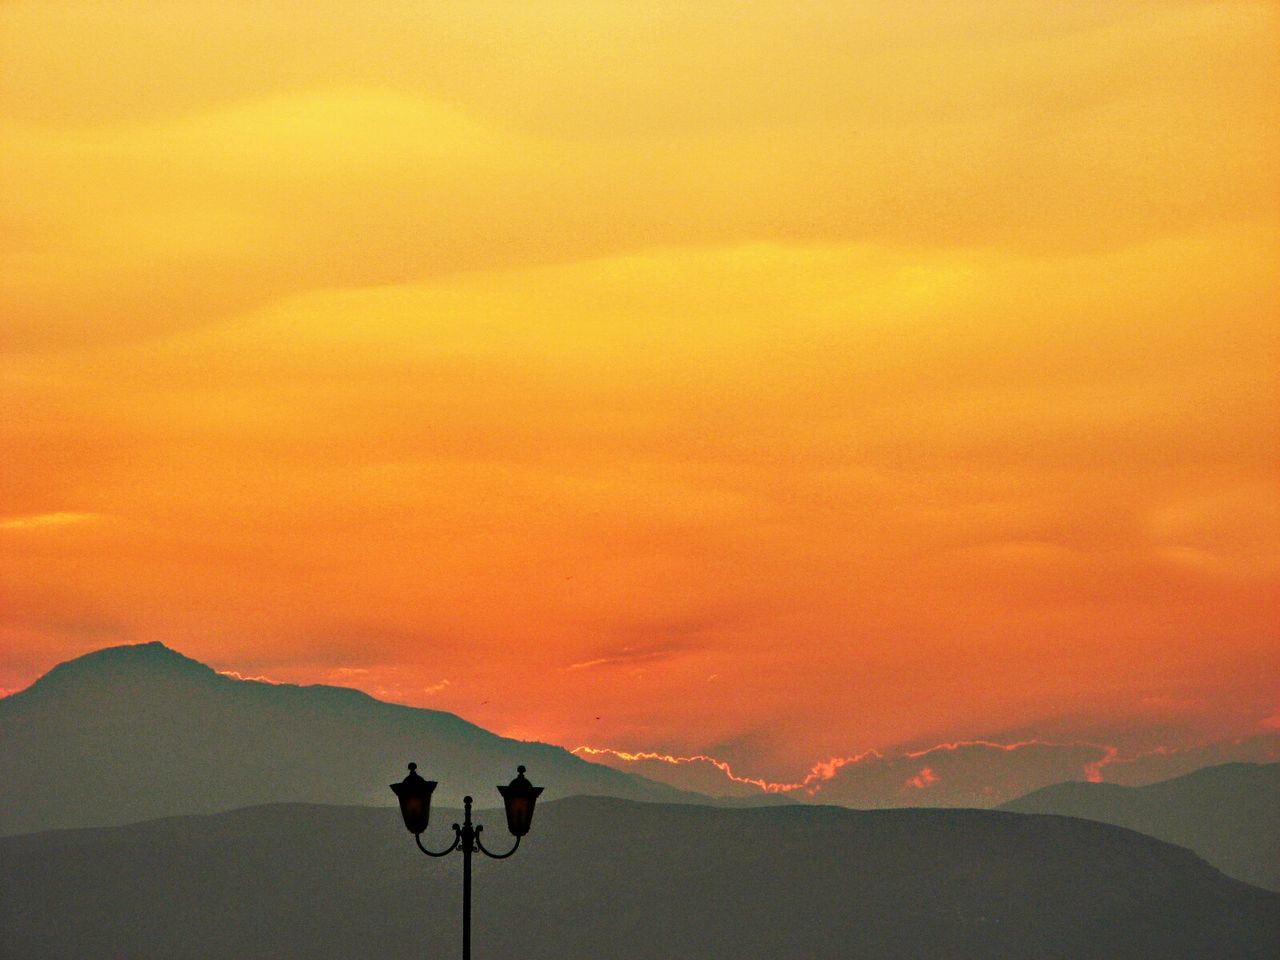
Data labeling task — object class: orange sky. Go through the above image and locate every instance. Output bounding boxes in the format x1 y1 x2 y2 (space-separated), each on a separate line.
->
2 1 1278 787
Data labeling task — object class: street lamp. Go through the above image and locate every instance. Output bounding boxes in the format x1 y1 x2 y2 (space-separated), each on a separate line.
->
391 762 543 960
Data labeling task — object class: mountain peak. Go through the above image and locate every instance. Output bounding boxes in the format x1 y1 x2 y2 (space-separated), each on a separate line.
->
0 641 704 836
98 640 185 659
21 641 219 695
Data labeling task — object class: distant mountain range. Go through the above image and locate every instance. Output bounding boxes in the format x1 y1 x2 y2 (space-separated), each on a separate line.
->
0 642 701 835
2 797 1275 960
6 641 1277 905
1001 760 1280 892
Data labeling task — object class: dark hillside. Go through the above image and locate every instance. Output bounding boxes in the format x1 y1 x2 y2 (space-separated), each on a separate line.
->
2 797 1276 960
1002 762 1280 891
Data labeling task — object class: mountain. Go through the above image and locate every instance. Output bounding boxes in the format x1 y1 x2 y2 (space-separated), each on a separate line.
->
1000 761 1280 892
2 798 1275 960
0 642 701 836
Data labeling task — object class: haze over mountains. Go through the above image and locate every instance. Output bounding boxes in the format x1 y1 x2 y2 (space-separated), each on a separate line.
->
0 642 697 836
5 641 1276 871
3 798 1277 960
4 641 1279 956
1001 761 1280 892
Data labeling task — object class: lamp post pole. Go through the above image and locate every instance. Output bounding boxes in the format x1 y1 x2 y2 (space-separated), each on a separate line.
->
391 764 543 960
461 800 471 960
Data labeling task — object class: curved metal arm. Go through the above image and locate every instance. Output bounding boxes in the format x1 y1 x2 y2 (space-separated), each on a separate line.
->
415 826 462 858
475 826 521 860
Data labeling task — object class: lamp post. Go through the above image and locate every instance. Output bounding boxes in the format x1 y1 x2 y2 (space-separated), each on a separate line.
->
391 763 543 960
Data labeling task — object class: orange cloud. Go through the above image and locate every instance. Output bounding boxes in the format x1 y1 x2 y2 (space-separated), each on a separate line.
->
0 512 104 531
215 670 287 686
905 767 938 790
572 734 1280 806
1 1 1276 775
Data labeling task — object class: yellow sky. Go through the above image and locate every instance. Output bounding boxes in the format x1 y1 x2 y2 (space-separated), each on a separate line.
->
2 1 1277 781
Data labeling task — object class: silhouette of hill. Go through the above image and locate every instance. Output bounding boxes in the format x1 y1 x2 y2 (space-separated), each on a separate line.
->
0 642 701 835
1 797 1275 959
1000 761 1280 892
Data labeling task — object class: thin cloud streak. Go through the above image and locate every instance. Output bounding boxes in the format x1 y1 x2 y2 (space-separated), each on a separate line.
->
215 670 287 685
574 734 1280 806
0 512 104 530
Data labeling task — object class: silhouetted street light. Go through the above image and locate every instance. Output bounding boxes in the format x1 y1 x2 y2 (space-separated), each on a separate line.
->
391 763 543 960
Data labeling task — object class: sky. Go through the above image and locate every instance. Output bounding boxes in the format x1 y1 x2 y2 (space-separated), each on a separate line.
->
2 1 1278 805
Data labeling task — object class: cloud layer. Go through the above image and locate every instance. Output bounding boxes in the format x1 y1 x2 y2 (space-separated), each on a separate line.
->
2 1 1277 775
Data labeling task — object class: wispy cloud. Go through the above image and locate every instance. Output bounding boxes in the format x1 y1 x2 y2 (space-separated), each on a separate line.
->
572 745 789 792
0 512 103 530
576 733 1280 807
216 669 287 685
1 0 1275 776
905 766 938 790
566 641 691 672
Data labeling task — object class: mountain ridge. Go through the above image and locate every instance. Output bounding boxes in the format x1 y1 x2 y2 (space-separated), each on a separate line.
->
0 642 709 836
3 796 1276 960
16 641 381 706
1000 759 1280 891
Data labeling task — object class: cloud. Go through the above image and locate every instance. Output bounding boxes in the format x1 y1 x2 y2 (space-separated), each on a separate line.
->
571 745 784 796
905 766 938 790
575 740 1092 803
1 0 1275 773
576 734 1280 807
5 2 1276 355
3 228 1275 767
567 641 694 672
1087 734 1280 786
215 669 287 685
0 512 103 530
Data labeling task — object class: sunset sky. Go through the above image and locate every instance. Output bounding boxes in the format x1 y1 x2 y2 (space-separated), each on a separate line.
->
2 1 1277 803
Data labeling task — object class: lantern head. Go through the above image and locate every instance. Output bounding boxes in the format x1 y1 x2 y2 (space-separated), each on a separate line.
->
497 765 543 838
390 762 437 835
